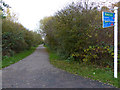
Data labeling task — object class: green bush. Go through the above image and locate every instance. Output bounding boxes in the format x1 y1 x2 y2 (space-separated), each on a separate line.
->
2 17 43 57
40 1 120 69
71 45 113 67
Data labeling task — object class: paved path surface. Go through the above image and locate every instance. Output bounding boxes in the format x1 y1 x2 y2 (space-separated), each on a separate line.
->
2 45 114 88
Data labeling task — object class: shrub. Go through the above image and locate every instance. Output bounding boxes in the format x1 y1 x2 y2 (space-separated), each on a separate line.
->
2 18 43 57
40 1 120 69
80 45 113 68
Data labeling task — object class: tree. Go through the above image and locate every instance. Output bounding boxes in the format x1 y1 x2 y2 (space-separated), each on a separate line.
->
101 6 109 11
6 8 18 22
0 0 11 18
39 1 114 67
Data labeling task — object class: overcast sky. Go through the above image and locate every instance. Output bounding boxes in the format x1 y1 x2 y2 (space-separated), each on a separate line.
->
4 0 119 31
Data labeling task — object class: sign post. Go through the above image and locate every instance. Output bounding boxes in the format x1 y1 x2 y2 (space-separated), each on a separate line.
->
102 12 115 28
114 7 118 78
102 7 118 78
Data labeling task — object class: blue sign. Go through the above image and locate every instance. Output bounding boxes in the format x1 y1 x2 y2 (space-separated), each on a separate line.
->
103 21 115 28
102 12 115 28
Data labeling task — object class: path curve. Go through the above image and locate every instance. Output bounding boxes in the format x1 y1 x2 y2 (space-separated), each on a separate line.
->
2 45 114 88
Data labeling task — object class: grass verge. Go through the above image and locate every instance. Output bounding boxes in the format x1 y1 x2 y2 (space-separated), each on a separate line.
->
2 46 38 68
46 46 120 88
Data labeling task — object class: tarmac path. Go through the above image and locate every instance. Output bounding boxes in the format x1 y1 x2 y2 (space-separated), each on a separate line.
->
2 45 114 88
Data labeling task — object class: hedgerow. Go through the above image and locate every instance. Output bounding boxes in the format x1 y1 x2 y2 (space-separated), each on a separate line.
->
40 1 120 69
2 9 43 57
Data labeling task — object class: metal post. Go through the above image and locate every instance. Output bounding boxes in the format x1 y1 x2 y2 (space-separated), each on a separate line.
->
114 7 118 78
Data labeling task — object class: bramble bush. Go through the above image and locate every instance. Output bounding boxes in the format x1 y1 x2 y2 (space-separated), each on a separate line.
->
71 45 114 68
40 1 120 70
2 12 43 57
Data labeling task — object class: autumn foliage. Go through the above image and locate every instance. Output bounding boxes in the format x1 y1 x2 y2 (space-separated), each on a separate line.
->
2 9 43 57
40 1 120 69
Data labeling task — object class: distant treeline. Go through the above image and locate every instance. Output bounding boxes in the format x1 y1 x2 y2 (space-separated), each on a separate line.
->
40 1 120 69
2 9 43 57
